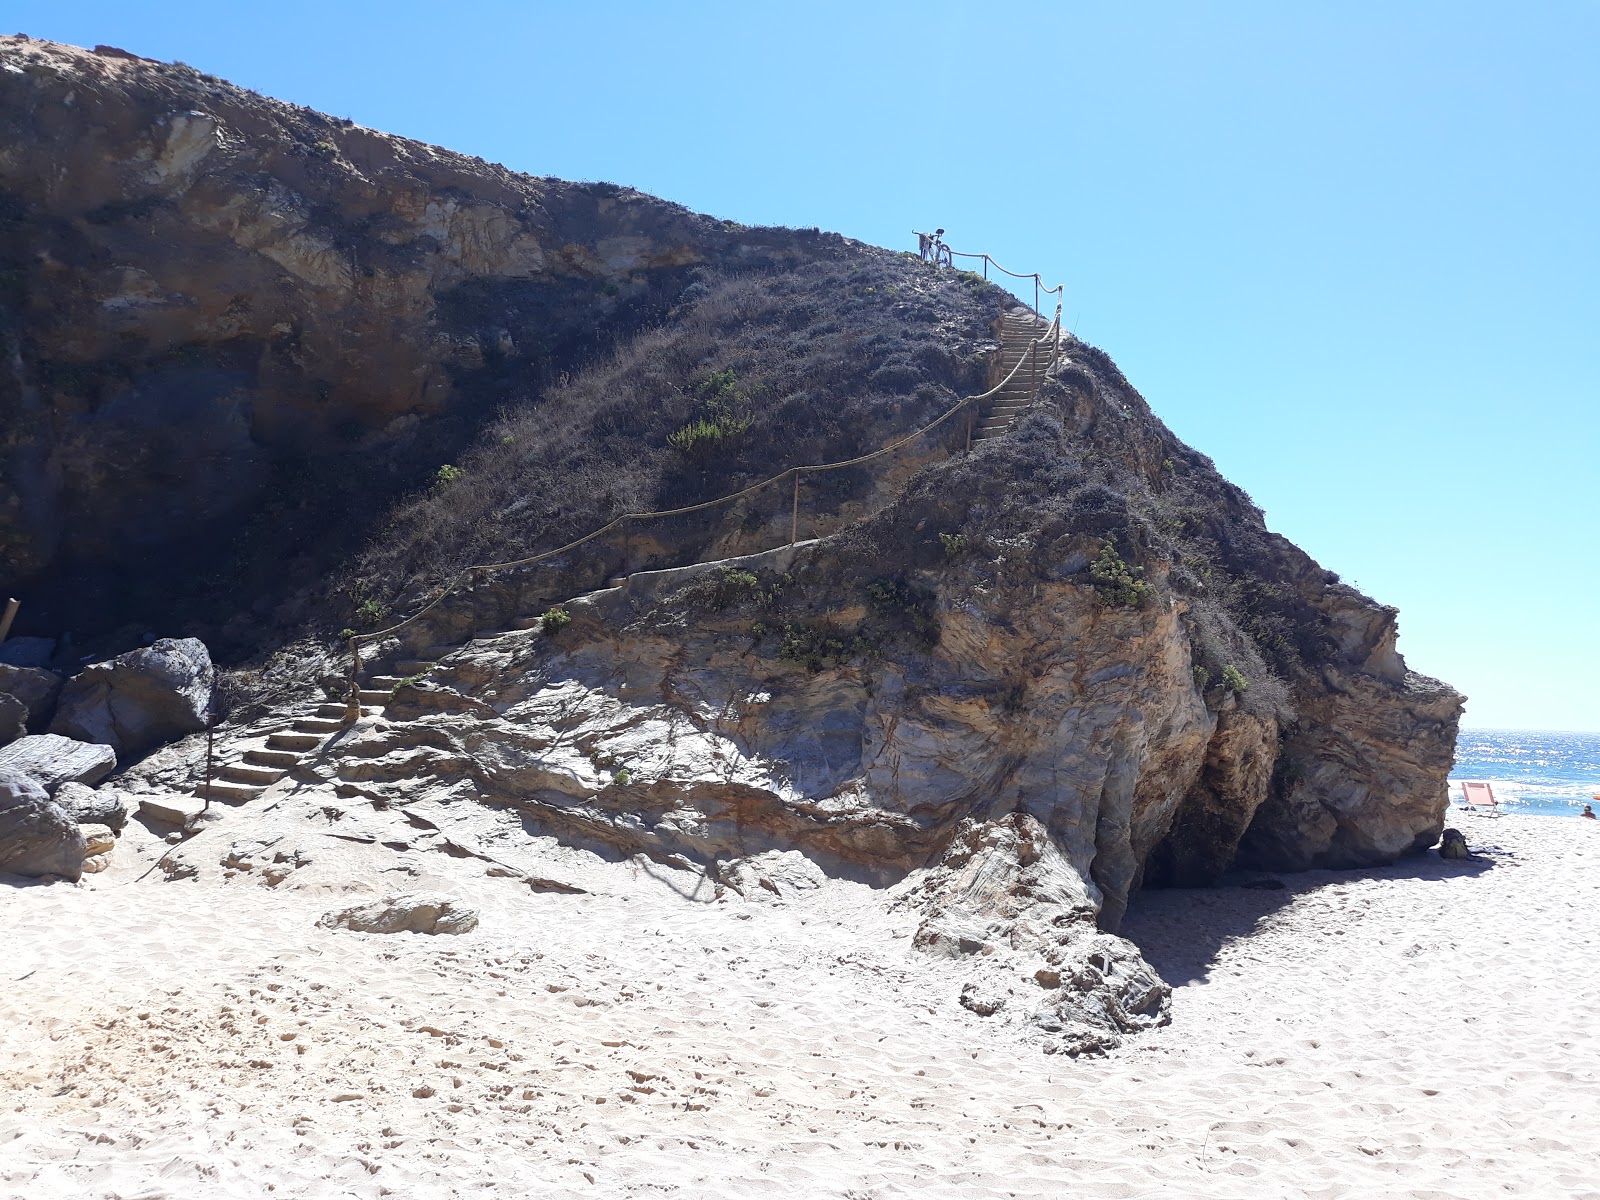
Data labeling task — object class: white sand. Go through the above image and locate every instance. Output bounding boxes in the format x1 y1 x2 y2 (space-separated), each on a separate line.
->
4 814 1597 1199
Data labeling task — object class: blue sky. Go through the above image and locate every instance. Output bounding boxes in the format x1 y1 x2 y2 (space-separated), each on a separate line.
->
16 1 1599 730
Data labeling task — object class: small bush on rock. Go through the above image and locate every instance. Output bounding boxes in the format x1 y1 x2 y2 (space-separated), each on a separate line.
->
1089 542 1154 608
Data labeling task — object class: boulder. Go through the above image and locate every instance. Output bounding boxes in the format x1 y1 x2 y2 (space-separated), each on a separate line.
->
53 781 130 831
0 692 24 745
0 733 117 794
0 663 64 731
317 892 480 936
0 637 55 669
80 823 116 855
0 768 85 880
50 638 213 759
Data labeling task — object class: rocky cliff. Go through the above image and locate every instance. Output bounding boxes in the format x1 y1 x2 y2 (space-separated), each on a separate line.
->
0 35 826 648
2 35 1462 1054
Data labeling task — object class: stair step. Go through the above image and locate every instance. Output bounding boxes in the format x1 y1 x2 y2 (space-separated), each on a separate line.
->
195 780 261 803
268 732 322 751
512 616 544 631
244 748 300 768
367 675 404 688
294 717 346 733
473 629 512 640
221 763 285 785
357 689 391 704
394 660 437 676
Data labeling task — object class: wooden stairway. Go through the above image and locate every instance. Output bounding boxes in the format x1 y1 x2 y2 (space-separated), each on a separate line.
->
973 309 1055 443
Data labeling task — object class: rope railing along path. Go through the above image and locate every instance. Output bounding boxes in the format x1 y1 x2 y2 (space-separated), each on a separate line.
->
946 248 1064 319
345 297 1064 700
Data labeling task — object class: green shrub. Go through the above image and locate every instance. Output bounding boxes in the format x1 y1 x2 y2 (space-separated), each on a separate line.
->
709 566 760 609
1089 542 1154 608
612 767 632 786
777 624 870 672
939 532 968 562
434 464 464 487
540 606 572 634
355 597 389 627
1221 664 1248 693
1192 665 1210 690
669 368 755 456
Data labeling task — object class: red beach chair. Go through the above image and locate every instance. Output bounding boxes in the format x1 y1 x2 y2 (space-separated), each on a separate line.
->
1460 781 1502 817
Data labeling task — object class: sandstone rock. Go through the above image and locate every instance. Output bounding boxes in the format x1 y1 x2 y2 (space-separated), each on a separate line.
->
317 892 480 936
0 693 24 746
81 854 110 874
0 768 85 880
50 638 213 759
54 781 130 831
0 734 117 794
80 823 116 856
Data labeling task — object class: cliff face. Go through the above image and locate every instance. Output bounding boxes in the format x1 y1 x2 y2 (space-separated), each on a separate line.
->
6 36 1463 1053
0 36 817 644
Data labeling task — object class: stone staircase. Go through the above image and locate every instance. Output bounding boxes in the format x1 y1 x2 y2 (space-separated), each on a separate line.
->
973 309 1054 443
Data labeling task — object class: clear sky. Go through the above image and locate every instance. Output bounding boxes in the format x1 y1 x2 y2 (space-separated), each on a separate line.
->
15 1 1599 731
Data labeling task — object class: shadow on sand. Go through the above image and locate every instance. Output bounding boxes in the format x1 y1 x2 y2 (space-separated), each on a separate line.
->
1121 842 1503 987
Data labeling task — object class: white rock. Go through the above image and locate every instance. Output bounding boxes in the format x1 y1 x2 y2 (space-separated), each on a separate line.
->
317 892 479 936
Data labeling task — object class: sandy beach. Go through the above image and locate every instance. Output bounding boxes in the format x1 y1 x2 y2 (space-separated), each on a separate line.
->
4 813 1597 1200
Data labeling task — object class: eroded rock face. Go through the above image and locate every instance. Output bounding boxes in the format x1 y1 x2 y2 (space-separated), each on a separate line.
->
0 36 827 639
49 638 213 758
0 768 85 880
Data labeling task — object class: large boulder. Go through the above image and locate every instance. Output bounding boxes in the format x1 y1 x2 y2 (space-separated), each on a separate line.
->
54 781 130 832
0 663 65 733
50 638 213 759
0 768 85 880
317 892 480 936
0 733 117 794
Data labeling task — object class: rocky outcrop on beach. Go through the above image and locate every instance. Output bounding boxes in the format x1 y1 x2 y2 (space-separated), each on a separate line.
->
2 35 1463 1051
0 35 828 643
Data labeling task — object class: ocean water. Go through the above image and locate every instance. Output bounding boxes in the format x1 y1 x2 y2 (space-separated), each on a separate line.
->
1448 727 1600 816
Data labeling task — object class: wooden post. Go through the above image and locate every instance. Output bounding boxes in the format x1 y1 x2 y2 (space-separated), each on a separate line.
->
966 408 973 452
790 473 800 546
1034 275 1040 315
982 257 988 280
0 597 17 643
344 637 363 725
1031 340 1038 398
201 719 215 816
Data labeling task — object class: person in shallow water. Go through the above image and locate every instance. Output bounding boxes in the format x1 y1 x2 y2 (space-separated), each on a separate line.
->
1582 803 1597 820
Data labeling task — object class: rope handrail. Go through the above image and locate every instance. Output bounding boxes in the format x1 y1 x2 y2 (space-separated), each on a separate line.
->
346 294 1064 693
